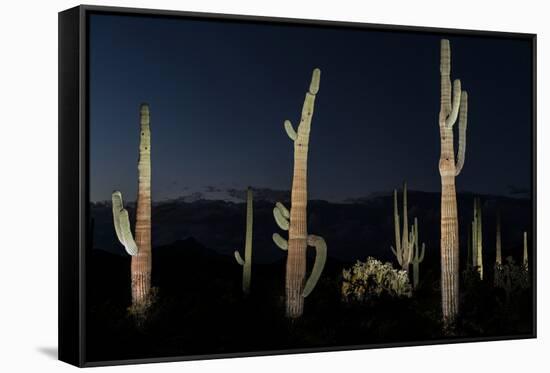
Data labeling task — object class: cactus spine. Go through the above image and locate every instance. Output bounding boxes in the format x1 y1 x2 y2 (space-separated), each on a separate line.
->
234 188 254 295
410 218 426 289
523 232 529 271
390 182 414 270
471 198 483 279
111 103 152 313
438 39 469 323
272 68 327 318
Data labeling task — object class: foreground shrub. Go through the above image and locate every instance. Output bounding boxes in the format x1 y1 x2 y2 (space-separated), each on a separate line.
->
494 256 530 304
342 258 412 303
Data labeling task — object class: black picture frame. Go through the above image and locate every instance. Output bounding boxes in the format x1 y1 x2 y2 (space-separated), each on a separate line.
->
59 4 537 367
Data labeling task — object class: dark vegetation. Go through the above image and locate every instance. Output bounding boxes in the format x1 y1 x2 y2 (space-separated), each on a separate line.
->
87 191 533 364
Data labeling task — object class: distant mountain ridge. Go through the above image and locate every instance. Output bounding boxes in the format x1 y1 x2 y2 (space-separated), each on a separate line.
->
91 190 531 265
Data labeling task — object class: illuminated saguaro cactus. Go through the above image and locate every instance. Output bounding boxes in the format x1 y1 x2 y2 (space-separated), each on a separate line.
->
272 68 327 319
471 198 483 279
438 39 469 324
234 188 254 295
112 103 152 314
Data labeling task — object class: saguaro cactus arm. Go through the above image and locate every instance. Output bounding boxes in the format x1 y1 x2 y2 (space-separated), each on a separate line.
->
273 203 290 231
273 233 288 251
111 191 138 256
418 243 426 262
309 68 321 94
234 251 245 265
392 188 401 259
445 79 462 128
455 92 469 176
284 120 297 141
303 235 327 297
440 40 463 129
409 217 425 290
411 218 425 263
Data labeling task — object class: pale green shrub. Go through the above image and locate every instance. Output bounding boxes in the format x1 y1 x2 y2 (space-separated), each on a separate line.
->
342 257 412 302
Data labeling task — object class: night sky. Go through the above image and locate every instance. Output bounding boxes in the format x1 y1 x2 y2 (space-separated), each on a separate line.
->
89 13 533 203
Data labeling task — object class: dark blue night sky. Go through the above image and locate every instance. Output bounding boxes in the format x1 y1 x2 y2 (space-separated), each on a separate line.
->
89 13 533 203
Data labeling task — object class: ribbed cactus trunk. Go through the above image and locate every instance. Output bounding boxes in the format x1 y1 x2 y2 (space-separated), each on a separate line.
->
440 167 459 320
286 70 319 319
438 39 469 324
272 69 326 319
131 103 152 309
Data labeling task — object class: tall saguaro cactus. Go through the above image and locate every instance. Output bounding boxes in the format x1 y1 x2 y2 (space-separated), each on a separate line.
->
391 182 414 270
272 68 327 319
234 188 254 295
438 39 469 323
112 103 152 314
471 198 483 279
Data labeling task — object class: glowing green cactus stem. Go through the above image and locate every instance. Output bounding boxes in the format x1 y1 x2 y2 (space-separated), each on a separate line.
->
390 182 415 270
272 68 327 318
112 191 138 256
303 235 327 297
410 218 426 289
234 188 254 295
471 197 483 279
523 232 529 271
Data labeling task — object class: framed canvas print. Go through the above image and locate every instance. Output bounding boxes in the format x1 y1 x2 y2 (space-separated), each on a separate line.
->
58 5 536 367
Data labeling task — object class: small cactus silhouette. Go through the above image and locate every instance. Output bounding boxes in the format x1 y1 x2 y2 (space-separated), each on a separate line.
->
390 182 414 270
471 197 483 280
410 218 426 289
234 188 254 295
